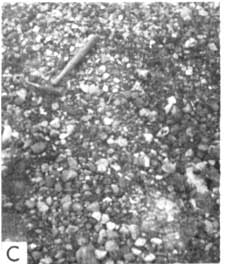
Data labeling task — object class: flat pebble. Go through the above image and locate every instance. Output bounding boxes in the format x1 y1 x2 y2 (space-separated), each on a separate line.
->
95 249 107 260
96 158 109 173
62 169 77 182
31 251 42 261
103 72 110 80
131 247 142 256
128 224 140 240
103 117 113 126
55 182 63 192
156 126 169 137
72 202 83 212
134 237 147 247
162 159 176 174
86 201 100 212
101 214 110 224
37 200 49 213
76 244 98 264
143 133 153 143
105 259 114 264
31 142 47 154
111 184 120 195
51 102 59 111
143 253 156 262
50 117 61 129
25 199 36 209
105 240 119 252
67 157 78 169
98 229 107 244
150 237 163 245
106 221 117 231
39 257 53 264
134 152 150 168
92 211 102 222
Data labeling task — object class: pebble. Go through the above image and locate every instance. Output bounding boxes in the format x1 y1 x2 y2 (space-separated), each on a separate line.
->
184 37 197 48
199 8 208 17
156 126 169 137
134 152 150 168
139 108 151 117
143 253 156 262
131 247 142 256
111 184 120 195
164 96 176 114
113 77 120 83
106 230 119 240
61 195 72 211
150 237 163 245
67 157 78 169
55 182 63 192
105 260 114 264
50 117 61 129
103 72 110 80
37 200 49 214
101 214 110 224
155 175 164 180
208 43 218 51
76 244 98 264
106 221 117 231
98 229 107 244
25 199 36 209
143 133 153 143
204 219 215 234
67 225 79 234
128 224 140 240
51 102 59 111
16 88 27 100
31 142 47 154
72 202 83 212
95 249 107 260
103 117 113 126
162 159 176 174
119 224 130 235
115 136 128 147
136 69 149 80
180 6 192 21
39 256 53 264
96 158 109 173
134 237 147 247
124 252 135 261
55 250 64 259
91 211 102 222
31 251 42 261
46 196 52 206
62 169 77 182
86 201 100 212
98 65 106 74
105 240 119 252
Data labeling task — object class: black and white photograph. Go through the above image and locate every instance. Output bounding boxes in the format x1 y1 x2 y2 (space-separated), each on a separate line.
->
1 2 220 263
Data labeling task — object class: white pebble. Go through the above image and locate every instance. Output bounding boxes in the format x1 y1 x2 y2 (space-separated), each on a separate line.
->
143 133 153 143
150 237 163 245
50 117 61 129
134 237 147 247
106 221 117 231
143 253 156 262
131 247 142 256
92 211 102 222
95 249 107 260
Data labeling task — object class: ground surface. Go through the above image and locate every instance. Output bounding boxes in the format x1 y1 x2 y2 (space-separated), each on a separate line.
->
1 2 220 264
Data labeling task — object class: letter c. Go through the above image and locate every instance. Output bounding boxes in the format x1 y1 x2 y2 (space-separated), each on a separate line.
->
7 246 20 262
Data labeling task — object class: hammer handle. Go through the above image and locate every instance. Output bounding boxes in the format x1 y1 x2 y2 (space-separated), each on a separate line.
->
51 34 98 86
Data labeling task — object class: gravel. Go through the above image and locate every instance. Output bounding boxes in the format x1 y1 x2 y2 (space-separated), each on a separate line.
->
2 2 220 263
